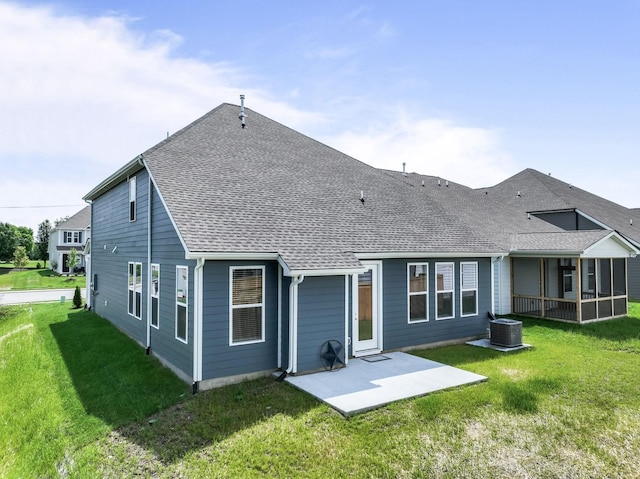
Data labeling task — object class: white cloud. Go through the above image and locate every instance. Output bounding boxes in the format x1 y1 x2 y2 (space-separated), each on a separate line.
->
326 110 515 188
0 2 318 231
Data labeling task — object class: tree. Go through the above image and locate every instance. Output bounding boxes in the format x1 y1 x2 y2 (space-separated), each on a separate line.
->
73 286 83 309
36 220 51 267
0 222 18 262
16 226 34 258
66 248 79 273
13 245 29 270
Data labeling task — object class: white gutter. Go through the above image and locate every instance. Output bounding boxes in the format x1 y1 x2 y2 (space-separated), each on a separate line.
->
193 257 205 386
146 175 152 353
286 275 305 374
277 264 283 369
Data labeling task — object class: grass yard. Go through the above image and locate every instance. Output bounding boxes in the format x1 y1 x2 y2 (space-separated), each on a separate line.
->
2 303 640 477
0 262 85 290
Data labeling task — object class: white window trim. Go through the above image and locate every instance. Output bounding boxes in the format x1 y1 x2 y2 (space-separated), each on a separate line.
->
229 265 266 346
407 262 429 323
436 262 455 320
150 263 160 329
460 261 479 317
129 176 137 222
128 261 142 320
175 266 188 344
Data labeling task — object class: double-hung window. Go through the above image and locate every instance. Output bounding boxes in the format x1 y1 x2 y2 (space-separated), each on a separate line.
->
460 262 478 316
151 264 160 328
129 176 137 222
176 266 188 343
408 263 428 322
128 262 142 319
436 262 454 319
230 266 265 345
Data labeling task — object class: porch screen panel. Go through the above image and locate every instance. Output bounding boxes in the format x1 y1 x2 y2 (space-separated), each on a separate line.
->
598 259 611 297
581 259 595 299
613 259 626 296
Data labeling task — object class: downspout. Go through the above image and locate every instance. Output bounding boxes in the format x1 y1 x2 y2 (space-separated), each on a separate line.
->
277 264 283 369
193 257 205 392
285 275 305 374
145 174 152 355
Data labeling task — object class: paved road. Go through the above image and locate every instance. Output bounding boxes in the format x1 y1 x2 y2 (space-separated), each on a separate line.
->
0 288 87 305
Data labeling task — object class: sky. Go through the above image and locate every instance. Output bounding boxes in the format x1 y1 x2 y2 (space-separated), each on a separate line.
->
1 1 640 235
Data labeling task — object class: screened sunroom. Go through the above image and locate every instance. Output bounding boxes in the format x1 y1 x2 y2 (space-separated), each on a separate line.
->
509 231 638 323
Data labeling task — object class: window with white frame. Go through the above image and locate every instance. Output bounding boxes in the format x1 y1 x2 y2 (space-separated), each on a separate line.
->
408 263 428 322
63 231 82 243
151 264 160 328
129 176 137 222
436 262 454 319
460 262 478 316
128 262 142 319
175 266 188 342
230 266 265 345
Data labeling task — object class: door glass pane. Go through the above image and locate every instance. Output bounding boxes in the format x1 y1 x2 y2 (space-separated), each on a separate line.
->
358 270 373 341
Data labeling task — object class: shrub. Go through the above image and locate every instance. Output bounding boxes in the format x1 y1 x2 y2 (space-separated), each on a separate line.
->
73 286 82 309
36 262 41 269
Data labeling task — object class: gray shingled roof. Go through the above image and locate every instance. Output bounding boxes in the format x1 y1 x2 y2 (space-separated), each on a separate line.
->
510 230 612 253
482 168 640 245
53 205 91 231
140 104 506 271
86 104 636 272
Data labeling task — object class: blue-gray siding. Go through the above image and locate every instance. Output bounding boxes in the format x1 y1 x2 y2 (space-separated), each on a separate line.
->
628 257 640 300
201 261 279 380
534 211 603 231
91 168 149 346
91 169 195 380
296 276 346 372
381 258 491 351
149 184 195 379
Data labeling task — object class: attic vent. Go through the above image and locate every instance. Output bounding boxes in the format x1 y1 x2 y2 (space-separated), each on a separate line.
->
239 94 246 128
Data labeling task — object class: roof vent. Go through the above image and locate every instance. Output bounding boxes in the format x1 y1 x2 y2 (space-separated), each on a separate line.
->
631 219 634 226
517 191 521 197
402 162 407 176
421 179 425 187
360 190 365 204
239 94 246 128
438 179 441 187
445 180 449 187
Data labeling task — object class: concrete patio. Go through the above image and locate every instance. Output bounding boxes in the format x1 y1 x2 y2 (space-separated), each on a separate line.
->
285 351 487 416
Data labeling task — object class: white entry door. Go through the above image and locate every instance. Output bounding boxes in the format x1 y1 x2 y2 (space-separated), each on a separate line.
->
352 262 382 355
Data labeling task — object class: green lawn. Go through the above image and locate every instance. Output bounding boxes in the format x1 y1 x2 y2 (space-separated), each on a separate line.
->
0 263 85 290
2 303 640 477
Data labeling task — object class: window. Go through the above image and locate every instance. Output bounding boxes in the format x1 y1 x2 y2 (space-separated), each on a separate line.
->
129 176 137 222
151 264 160 329
460 262 478 316
63 231 81 243
176 266 188 343
436 262 454 319
128 262 142 319
230 266 265 345
408 263 428 322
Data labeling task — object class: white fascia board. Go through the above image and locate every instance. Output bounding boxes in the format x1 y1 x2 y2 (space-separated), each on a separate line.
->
583 231 640 257
509 250 583 258
354 251 503 260
186 252 280 261
83 155 144 201
574 209 612 230
284 267 368 277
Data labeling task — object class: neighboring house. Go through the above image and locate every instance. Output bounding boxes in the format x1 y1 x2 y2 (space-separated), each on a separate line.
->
83 102 638 390
48 206 91 275
482 168 640 300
